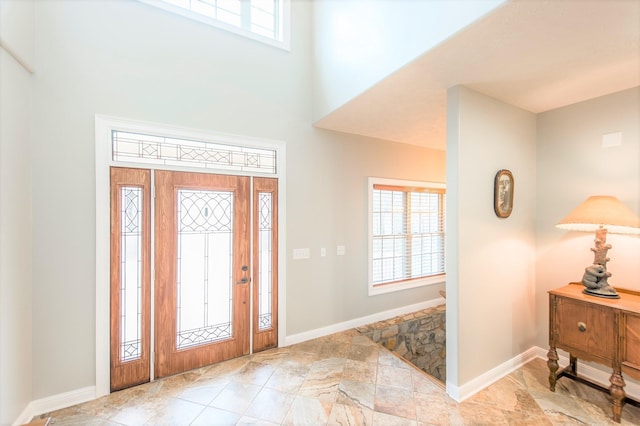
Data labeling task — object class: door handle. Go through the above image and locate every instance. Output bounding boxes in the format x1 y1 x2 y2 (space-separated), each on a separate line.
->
236 277 250 284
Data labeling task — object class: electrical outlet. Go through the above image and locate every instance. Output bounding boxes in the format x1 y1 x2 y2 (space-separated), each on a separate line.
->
337 245 346 256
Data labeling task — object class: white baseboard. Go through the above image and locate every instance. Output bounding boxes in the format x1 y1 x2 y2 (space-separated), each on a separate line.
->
446 346 541 402
283 297 445 346
446 346 640 404
13 386 96 426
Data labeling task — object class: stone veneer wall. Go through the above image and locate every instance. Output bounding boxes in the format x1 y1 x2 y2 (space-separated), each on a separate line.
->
356 304 446 382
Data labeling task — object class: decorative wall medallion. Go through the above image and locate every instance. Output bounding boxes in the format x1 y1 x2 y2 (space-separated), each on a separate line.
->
494 169 514 218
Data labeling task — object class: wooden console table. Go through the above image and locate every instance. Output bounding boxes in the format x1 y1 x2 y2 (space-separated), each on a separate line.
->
547 283 640 422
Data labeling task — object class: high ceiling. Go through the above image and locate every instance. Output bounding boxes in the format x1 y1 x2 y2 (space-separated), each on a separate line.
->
314 0 640 151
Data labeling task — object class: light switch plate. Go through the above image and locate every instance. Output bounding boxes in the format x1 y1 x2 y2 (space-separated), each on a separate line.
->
292 248 310 260
602 132 622 148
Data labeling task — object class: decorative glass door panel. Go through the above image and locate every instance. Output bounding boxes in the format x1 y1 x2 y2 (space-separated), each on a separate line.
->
257 192 272 331
176 189 234 349
252 177 278 352
110 168 151 391
121 186 144 360
154 171 250 379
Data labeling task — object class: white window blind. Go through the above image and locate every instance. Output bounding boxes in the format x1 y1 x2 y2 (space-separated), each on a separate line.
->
368 178 446 295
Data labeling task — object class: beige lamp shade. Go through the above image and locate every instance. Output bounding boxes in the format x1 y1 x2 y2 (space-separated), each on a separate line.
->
556 195 640 235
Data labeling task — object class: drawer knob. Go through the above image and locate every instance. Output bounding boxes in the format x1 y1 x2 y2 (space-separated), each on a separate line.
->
577 322 587 332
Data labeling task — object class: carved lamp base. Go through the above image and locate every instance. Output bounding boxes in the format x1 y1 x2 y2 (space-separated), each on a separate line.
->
583 287 621 299
581 227 620 299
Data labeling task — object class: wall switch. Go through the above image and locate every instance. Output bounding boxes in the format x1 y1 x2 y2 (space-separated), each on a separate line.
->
602 132 622 148
337 245 346 256
320 248 326 257
292 248 310 260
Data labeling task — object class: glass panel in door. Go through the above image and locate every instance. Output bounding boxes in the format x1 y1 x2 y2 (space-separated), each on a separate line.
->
176 189 234 349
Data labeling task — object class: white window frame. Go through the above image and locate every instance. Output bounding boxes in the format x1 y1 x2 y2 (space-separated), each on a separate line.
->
368 177 446 296
138 0 291 51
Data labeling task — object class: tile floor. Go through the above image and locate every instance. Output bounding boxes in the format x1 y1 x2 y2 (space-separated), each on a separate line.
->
33 329 640 425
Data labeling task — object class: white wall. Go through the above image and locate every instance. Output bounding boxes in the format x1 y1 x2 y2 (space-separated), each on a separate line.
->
312 0 506 122
0 0 35 66
447 86 537 389
0 1 34 423
29 0 446 401
535 87 640 385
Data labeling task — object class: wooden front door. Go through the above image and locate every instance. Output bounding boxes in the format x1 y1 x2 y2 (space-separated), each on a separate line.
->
154 170 251 378
110 168 277 390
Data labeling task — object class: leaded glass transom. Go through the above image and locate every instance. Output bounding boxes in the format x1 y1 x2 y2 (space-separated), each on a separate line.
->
120 187 143 362
176 189 234 349
258 192 273 331
112 130 276 174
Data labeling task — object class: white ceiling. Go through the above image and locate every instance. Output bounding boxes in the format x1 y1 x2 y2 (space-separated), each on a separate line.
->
314 0 640 151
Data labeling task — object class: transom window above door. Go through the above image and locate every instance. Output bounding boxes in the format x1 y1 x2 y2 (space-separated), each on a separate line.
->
112 130 277 174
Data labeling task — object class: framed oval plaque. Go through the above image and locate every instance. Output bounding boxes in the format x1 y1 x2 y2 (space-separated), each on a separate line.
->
494 169 514 218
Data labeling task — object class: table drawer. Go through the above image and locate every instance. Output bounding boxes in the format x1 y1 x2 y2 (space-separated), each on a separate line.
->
556 298 614 361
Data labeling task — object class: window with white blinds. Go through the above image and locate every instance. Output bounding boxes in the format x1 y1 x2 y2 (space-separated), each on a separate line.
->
139 0 290 50
368 178 446 296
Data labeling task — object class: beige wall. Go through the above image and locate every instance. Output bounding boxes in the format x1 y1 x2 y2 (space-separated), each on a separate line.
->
0 0 34 423
447 86 537 388
535 87 640 384
286 130 446 334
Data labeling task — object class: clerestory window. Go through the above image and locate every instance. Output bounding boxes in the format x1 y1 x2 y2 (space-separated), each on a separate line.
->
368 177 446 296
139 0 290 50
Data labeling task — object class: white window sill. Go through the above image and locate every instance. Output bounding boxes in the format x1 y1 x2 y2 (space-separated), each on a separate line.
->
368 275 446 296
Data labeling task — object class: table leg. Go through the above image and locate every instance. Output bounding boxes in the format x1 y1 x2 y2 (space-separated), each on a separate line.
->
569 354 577 375
609 371 625 423
547 347 559 392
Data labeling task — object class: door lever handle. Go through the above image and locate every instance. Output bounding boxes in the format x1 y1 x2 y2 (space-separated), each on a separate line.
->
236 277 250 284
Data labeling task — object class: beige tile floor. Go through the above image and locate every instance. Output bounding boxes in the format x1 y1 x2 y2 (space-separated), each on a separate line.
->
33 329 640 425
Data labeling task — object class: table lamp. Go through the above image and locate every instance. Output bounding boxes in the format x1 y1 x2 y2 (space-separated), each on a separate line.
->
556 195 640 298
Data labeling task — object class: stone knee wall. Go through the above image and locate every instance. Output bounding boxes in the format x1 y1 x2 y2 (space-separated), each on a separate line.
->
356 304 446 381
